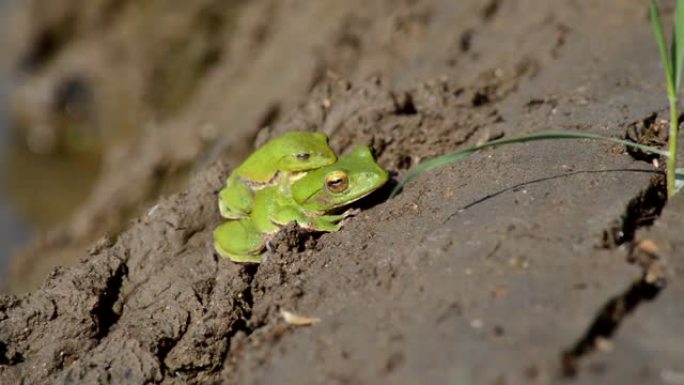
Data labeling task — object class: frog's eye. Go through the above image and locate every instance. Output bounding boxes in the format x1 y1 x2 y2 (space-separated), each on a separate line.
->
296 153 311 161
325 171 349 194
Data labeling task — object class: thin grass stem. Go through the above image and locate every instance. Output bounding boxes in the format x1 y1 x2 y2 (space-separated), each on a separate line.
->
667 97 679 197
389 131 668 198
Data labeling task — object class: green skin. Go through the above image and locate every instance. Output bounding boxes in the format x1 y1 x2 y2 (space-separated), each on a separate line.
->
213 146 389 263
218 131 336 219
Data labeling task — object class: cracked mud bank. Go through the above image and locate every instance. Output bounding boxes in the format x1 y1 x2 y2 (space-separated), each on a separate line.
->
2 0 684 384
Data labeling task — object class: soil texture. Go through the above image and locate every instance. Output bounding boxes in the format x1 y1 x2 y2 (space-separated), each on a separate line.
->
2 0 683 384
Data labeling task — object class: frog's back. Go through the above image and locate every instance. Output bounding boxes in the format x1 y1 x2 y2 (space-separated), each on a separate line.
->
234 132 334 183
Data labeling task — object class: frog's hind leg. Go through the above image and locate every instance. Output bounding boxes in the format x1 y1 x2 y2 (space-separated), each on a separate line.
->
213 219 265 263
218 177 255 219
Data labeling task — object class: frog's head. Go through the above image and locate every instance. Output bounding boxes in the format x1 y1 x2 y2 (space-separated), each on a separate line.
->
276 132 337 172
291 146 388 212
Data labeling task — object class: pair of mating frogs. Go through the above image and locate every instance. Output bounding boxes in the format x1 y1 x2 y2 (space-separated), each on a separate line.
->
213 132 389 263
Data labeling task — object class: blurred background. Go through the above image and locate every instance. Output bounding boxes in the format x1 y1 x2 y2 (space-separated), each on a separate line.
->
0 0 112 289
0 76 34 289
0 0 252 292
0 0 34 286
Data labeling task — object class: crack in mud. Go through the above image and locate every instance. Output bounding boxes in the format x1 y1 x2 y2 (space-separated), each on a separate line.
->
561 176 668 378
239 265 257 329
481 0 502 21
391 92 418 115
92 261 128 340
220 265 259 365
561 264 665 377
0 341 23 366
601 176 667 248
157 311 191 378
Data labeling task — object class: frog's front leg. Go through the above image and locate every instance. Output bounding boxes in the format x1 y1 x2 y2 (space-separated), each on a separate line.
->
310 214 345 232
213 219 265 263
311 208 363 231
218 176 255 219
271 206 344 232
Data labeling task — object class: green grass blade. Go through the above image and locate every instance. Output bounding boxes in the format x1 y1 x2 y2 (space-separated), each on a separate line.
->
675 0 684 89
389 131 668 197
671 25 678 89
651 0 675 95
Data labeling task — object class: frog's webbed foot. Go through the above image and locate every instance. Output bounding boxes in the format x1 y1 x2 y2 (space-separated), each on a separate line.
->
218 203 248 219
218 179 255 219
313 208 360 231
308 215 344 232
342 208 361 218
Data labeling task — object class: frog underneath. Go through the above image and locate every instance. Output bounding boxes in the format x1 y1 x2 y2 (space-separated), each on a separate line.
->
218 131 336 219
213 146 388 263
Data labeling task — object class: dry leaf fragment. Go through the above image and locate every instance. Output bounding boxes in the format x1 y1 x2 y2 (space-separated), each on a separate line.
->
636 239 659 255
280 309 321 326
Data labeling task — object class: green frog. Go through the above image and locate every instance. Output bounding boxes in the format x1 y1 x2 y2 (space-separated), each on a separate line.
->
218 131 337 219
213 146 388 263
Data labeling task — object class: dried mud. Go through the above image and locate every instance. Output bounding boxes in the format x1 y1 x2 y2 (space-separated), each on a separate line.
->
2 0 684 384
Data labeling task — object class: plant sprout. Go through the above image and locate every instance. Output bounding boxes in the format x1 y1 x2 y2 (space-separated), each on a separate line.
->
650 0 683 197
390 1 684 198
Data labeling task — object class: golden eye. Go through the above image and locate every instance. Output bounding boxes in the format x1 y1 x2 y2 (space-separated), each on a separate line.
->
325 171 349 193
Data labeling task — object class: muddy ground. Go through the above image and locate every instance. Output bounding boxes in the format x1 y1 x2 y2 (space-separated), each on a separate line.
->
1 0 683 384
